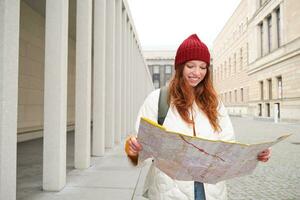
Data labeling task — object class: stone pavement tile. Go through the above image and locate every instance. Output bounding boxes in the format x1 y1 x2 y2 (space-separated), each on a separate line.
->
132 195 148 200
67 169 140 189
227 117 300 199
19 187 133 200
133 160 152 197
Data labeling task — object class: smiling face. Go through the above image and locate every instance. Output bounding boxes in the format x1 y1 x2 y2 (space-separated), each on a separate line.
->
182 60 208 87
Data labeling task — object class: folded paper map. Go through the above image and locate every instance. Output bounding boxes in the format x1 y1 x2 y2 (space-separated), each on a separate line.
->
137 117 291 184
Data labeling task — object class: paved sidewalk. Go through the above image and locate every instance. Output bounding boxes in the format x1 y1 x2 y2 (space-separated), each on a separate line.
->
17 134 150 200
227 117 300 200
17 117 300 200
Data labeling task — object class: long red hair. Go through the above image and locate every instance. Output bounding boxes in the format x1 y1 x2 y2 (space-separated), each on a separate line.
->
168 63 221 132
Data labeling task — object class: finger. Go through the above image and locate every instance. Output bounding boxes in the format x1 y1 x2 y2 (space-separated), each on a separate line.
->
258 156 270 162
127 147 138 156
128 146 137 154
258 152 268 157
258 149 270 156
128 139 138 151
130 137 142 151
257 156 269 160
260 157 269 162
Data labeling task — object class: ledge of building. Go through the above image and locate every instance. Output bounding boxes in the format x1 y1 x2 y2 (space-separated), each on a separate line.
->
17 123 75 143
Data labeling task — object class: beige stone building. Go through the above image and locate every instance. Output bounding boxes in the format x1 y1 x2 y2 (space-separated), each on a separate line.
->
213 0 300 122
144 50 175 89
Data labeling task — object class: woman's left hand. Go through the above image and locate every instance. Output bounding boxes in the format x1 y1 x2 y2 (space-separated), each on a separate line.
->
257 148 271 162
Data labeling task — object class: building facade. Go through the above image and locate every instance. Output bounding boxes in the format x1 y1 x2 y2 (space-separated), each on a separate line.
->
213 0 300 122
144 50 175 89
0 0 153 199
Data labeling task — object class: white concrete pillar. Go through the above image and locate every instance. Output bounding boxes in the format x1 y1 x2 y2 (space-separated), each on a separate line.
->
74 0 92 169
129 28 133 134
121 10 127 139
43 0 68 191
0 1 20 199
105 0 115 148
130 33 135 132
93 0 106 156
271 10 278 51
126 23 131 136
114 0 122 144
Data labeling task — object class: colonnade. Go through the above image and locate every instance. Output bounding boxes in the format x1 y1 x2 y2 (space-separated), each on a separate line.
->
0 0 154 199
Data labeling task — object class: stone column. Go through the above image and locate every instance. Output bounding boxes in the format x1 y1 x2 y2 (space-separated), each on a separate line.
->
131 33 135 132
271 10 278 50
126 22 131 136
121 10 127 138
115 0 122 144
129 28 133 134
43 0 68 191
105 0 115 148
93 0 106 156
0 0 20 199
75 0 92 169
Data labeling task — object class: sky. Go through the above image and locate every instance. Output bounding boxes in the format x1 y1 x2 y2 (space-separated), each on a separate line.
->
127 0 241 50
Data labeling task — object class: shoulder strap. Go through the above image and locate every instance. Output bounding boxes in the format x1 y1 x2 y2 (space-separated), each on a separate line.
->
157 86 170 125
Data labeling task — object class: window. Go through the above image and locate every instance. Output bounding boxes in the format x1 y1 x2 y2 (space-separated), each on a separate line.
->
246 43 249 65
153 79 159 89
234 90 237 102
225 93 227 103
258 104 262 116
241 88 244 102
228 58 231 76
267 15 272 52
153 65 159 74
220 64 223 80
153 73 160 89
233 53 237 73
259 23 264 57
229 91 232 103
260 81 264 100
224 61 227 78
276 8 281 47
266 103 270 117
164 74 172 86
268 79 272 99
165 65 172 74
274 103 280 119
240 48 243 70
277 76 282 99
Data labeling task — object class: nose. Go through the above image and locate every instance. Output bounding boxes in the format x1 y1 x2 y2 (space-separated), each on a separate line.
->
193 67 201 76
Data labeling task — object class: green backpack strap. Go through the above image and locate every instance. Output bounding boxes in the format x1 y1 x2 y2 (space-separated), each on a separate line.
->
158 86 170 125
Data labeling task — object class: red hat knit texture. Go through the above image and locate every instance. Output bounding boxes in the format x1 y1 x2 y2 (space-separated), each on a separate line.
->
174 34 210 69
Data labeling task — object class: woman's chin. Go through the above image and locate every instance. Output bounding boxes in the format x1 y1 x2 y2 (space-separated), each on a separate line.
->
188 81 200 87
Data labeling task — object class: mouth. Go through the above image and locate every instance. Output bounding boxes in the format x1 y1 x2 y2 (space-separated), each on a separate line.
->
188 76 200 82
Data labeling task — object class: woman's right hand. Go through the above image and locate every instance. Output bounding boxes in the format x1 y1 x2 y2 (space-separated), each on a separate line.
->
125 136 143 157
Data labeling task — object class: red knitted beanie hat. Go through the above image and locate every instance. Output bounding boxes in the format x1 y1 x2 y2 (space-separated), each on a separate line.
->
174 34 210 69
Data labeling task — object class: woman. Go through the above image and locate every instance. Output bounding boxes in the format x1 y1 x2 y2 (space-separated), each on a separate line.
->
125 34 271 200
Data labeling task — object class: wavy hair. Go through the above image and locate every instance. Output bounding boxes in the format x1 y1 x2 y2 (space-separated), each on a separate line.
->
168 63 221 132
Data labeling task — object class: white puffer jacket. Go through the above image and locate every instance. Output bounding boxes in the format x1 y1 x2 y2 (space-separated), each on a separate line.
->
135 89 235 200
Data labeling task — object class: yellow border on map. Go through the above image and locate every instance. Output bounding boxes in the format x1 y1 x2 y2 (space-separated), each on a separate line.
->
140 117 292 147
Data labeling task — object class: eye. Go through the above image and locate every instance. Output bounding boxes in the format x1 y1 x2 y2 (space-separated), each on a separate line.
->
200 66 207 70
187 65 194 69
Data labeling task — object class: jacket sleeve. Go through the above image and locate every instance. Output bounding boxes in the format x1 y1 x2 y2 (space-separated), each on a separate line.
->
134 89 160 134
217 100 236 142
